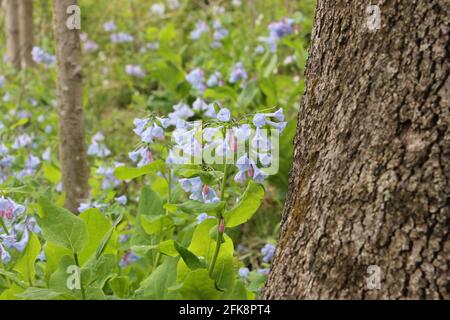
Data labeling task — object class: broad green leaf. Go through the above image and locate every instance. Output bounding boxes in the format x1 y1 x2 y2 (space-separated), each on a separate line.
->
174 241 204 270
131 186 164 246
141 214 173 235
13 233 41 285
95 213 122 259
172 200 225 215
132 239 178 257
44 242 71 281
224 181 265 227
135 257 179 300
177 219 235 298
78 208 117 265
0 284 25 300
228 279 254 300
114 160 166 180
16 287 66 300
109 276 130 298
172 269 221 300
38 198 88 253
42 164 61 184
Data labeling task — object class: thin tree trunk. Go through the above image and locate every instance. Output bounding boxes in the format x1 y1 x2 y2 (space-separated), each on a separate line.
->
19 0 34 68
264 0 449 299
4 0 21 69
53 0 89 214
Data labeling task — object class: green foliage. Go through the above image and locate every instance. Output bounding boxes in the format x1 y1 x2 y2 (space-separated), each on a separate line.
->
38 198 88 254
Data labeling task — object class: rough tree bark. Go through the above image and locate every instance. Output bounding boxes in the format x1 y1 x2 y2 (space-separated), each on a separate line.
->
19 0 34 68
4 0 21 69
264 0 449 299
53 0 89 214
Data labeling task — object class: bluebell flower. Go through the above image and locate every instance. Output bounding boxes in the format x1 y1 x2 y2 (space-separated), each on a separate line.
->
253 114 266 128
18 154 41 179
252 128 272 152
196 213 215 224
150 3 165 17
129 147 153 167
190 21 209 40
186 68 206 93
96 165 121 190
239 267 250 278
111 32 134 43
258 268 270 275
229 63 248 83
0 243 11 264
255 45 265 54
261 243 276 263
87 132 111 158
12 133 32 149
259 18 294 52
206 71 222 87
31 47 55 66
203 126 223 142
0 75 4 88
167 0 180 10
216 108 231 122
213 21 229 42
28 97 38 106
3 93 11 102
0 197 25 221
103 21 117 32
266 120 287 133
115 195 127 205
259 153 272 167
119 251 140 268
133 118 150 136
119 234 131 243
156 117 171 129
233 124 252 142
125 64 146 78
42 148 51 161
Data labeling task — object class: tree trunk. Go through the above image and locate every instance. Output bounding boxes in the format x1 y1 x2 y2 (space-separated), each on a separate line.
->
264 0 449 300
4 0 21 69
19 0 34 68
53 0 89 214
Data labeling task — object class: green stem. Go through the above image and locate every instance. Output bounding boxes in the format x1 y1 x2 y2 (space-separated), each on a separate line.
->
0 218 9 235
73 253 86 300
209 164 229 277
153 169 172 273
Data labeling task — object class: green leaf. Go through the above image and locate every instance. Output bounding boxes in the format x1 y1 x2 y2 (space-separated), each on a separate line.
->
38 197 88 253
43 242 71 281
141 215 173 235
95 213 122 259
42 164 61 184
171 269 221 300
132 239 178 257
9 118 29 130
172 200 225 215
78 208 118 265
131 186 164 246
16 287 66 300
224 181 265 227
135 257 179 299
174 241 204 270
177 219 235 298
109 276 130 298
114 160 166 180
13 233 41 285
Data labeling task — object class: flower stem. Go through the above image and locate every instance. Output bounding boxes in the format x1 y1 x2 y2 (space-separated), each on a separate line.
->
73 253 86 300
209 163 229 277
0 218 9 235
